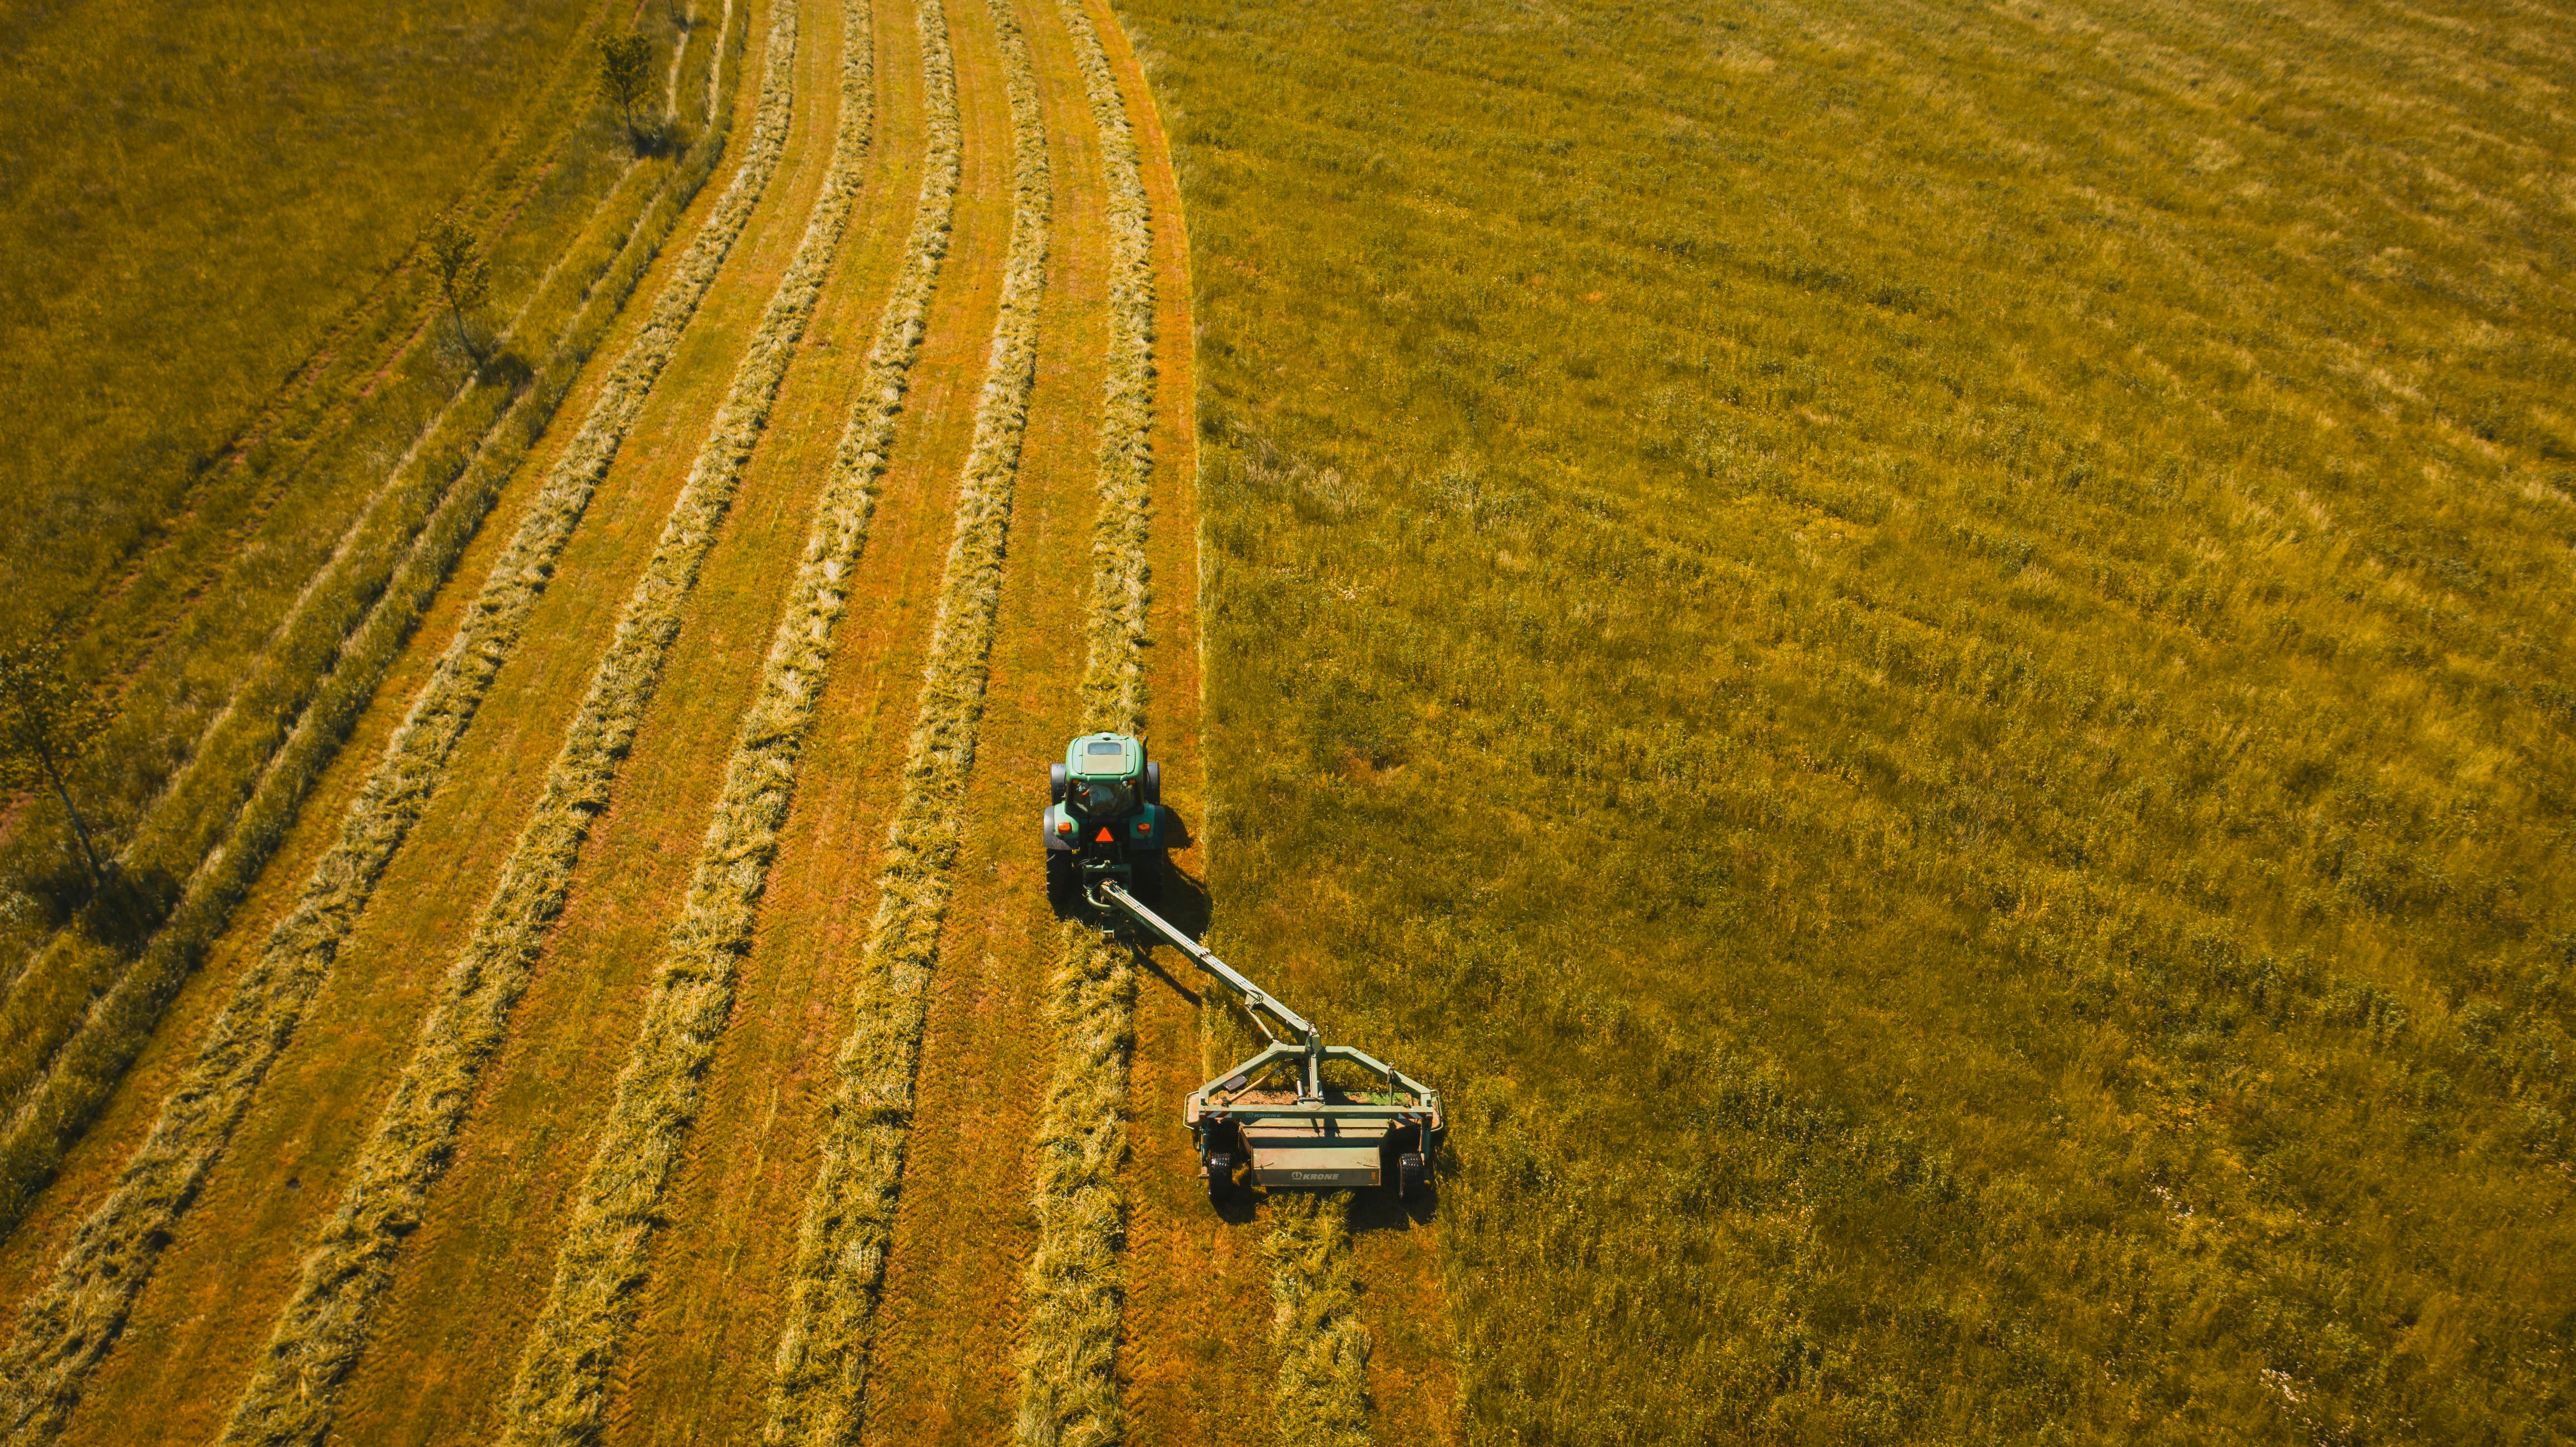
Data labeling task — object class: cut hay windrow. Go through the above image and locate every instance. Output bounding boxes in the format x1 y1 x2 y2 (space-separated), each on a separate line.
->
760 0 1050 1438
1263 1192 1373 1447
217 0 904 1440
0 7 801 1439
1013 0 1157 1438
0 24 730 1195
442 0 914 1434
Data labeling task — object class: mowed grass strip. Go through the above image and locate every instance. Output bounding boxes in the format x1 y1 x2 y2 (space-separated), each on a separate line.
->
215 2 886 1440
760 0 1051 1436
0 15 737 1208
460 1 903 1437
1013 0 1156 1436
0 10 806 1439
1263 1192 1371 1447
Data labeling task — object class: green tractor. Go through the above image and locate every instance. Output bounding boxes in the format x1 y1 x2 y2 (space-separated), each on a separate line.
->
1043 730 1444 1205
1043 731 1173 904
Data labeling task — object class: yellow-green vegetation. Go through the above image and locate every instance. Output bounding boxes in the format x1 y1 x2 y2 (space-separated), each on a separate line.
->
1262 1192 1371 1447
762 0 1049 1434
0 0 684 934
486 1 902 1436
1120 0 2576 1437
0 0 596 628
0 8 793 1435
1015 0 1157 1435
0 4 746 1243
219 1 886 1439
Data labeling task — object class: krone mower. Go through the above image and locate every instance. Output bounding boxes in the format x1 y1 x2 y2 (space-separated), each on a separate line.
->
1042 732 1444 1203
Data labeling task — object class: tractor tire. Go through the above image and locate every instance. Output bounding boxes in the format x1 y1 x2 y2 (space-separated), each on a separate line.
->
1396 1151 1428 1201
1142 760 1161 805
1049 762 1067 803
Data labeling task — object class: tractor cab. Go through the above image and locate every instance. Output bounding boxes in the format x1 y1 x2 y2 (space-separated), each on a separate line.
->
1043 732 1170 899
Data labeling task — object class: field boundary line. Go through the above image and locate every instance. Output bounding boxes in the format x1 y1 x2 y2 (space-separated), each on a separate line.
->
0 4 801 1435
223 2 891 1437
1013 0 1156 1435
757 0 1050 1436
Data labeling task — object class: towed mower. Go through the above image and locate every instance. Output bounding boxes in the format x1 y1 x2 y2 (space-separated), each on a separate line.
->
1043 732 1444 1204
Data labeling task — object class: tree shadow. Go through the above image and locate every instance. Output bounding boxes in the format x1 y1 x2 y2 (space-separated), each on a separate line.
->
473 347 534 391
627 121 685 159
73 863 182 957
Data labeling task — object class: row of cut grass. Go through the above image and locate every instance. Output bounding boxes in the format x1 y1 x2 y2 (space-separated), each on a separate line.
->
1013 0 1159 1435
758 0 1053 1436
474 0 894 1436
0 6 759 1250
217 0 894 1439
0 19 717 1159
0 6 801 1436
1262 1192 1371 1447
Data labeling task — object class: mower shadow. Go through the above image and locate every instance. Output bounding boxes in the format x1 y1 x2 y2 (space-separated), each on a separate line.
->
1347 1177 1441 1232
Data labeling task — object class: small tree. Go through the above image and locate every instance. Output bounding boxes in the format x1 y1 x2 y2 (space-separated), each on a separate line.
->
0 633 111 888
424 217 490 363
597 33 656 151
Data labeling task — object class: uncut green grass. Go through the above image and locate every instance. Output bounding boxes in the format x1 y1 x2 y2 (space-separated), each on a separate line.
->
1115 0 2576 1440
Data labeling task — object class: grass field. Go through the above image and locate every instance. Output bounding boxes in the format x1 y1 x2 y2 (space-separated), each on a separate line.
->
4 0 2570 1436
1117 0 2576 1437
0 0 594 625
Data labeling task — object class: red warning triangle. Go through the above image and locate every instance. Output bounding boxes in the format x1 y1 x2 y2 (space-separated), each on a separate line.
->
1095 826 1115 843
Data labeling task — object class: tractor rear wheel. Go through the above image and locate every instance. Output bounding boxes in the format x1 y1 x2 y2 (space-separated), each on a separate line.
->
1396 1151 1428 1200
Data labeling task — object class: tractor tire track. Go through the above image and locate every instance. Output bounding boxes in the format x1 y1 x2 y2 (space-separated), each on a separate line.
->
756 0 1052 1433
0 8 807 1438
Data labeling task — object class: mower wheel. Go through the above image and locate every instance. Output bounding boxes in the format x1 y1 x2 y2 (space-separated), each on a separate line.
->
1143 761 1162 805
1396 1151 1428 1200
1049 763 1066 803
1205 1151 1235 1202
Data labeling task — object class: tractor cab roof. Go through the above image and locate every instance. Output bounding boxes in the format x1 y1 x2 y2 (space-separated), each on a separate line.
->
1065 732 1141 780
